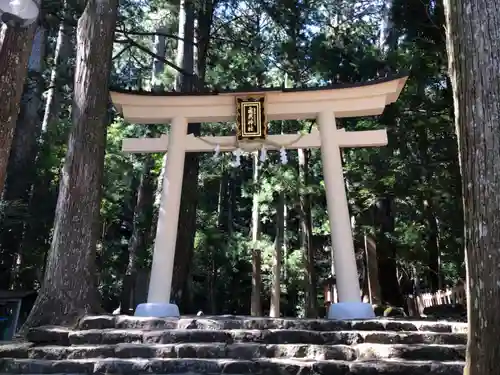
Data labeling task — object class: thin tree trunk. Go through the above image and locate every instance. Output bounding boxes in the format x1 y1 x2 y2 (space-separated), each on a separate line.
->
270 192 284 318
41 4 74 134
443 1 500 374
424 200 441 291
208 171 228 314
21 0 118 330
0 23 37 195
19 9 75 289
0 26 46 289
283 202 288 281
170 0 198 308
298 148 317 317
227 169 237 236
250 152 262 316
416 97 441 293
375 196 404 307
119 156 155 314
364 234 382 304
171 0 215 308
119 26 166 314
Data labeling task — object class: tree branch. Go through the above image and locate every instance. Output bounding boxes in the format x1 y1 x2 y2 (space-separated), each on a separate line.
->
112 44 131 60
115 28 198 47
115 34 202 88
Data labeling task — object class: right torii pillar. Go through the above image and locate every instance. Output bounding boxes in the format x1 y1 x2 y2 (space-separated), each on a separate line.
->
318 111 373 320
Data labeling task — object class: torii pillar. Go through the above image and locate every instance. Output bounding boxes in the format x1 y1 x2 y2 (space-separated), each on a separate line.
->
110 73 408 320
142 117 188 318
317 111 370 319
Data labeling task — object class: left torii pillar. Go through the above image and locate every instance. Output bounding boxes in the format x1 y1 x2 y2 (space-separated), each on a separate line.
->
134 117 188 318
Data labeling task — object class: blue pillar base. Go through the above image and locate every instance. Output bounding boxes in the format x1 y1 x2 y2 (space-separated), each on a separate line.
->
328 302 375 320
134 303 180 318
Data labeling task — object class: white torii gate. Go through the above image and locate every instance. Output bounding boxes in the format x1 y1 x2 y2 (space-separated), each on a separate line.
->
110 74 408 320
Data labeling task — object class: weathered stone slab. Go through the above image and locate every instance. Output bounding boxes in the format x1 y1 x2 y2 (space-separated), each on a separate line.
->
0 357 465 375
347 360 463 375
22 325 467 347
0 358 94 374
0 343 33 358
25 327 71 346
77 315 116 330
143 329 233 344
357 331 466 345
75 315 468 334
116 316 179 330
68 329 144 345
355 343 465 362
0 342 467 362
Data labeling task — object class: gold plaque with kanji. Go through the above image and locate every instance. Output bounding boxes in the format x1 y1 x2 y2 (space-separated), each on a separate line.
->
236 96 267 141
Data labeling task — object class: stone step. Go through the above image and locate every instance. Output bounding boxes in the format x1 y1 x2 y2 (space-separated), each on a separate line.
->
26 327 467 346
0 357 464 374
0 342 465 362
78 315 468 333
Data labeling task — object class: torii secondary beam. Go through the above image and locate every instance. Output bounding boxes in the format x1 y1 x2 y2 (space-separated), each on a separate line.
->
121 128 388 153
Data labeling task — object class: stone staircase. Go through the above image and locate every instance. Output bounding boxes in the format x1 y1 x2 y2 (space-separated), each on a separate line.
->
0 315 467 374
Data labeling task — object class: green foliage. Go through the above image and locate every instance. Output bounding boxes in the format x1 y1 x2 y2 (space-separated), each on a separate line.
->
0 0 463 314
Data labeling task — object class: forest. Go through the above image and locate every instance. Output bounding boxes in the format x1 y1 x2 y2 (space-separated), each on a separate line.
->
0 0 463 322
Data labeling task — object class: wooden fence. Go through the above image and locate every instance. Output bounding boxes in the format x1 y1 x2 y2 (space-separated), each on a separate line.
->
407 283 466 316
324 281 466 317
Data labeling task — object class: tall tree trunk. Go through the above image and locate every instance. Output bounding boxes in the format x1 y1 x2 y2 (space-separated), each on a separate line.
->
416 98 441 292
171 0 215 308
375 196 404 307
298 148 317 317
424 200 441 291
119 156 155 314
119 26 166 314
283 201 288 281
169 0 197 308
443 1 500 374
227 169 236 236
0 22 37 196
208 171 228 313
41 4 74 134
270 192 284 318
0 26 46 289
19 10 75 289
364 235 382 304
250 152 262 316
21 0 118 329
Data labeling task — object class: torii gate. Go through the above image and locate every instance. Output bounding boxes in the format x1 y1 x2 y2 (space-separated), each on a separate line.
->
110 73 408 320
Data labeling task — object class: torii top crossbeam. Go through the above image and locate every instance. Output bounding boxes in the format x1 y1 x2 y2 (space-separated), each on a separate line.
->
110 73 408 124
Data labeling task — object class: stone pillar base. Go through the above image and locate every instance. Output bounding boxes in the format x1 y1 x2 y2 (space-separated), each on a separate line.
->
328 302 375 320
134 303 180 318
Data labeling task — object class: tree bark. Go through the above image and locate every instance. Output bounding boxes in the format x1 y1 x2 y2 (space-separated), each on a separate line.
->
250 152 262 316
227 169 237 236
41 4 74 134
443 1 500 374
119 156 155 314
374 196 404 307
298 148 317 317
364 235 382 304
424 200 441 291
19 8 76 289
270 192 284 318
21 0 118 330
416 102 442 293
171 0 215 308
0 26 46 289
0 23 36 196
